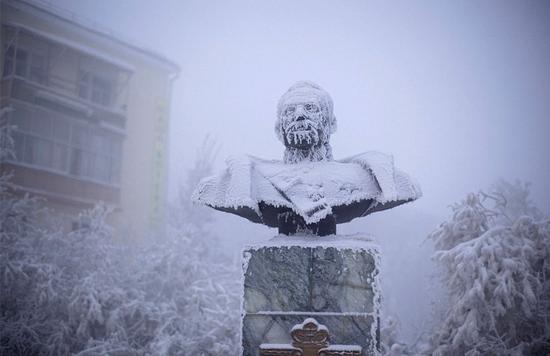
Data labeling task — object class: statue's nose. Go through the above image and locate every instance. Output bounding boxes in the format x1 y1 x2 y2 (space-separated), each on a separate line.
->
295 105 307 117
296 115 306 121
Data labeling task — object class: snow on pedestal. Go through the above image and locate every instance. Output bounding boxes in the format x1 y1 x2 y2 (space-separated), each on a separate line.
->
241 234 381 356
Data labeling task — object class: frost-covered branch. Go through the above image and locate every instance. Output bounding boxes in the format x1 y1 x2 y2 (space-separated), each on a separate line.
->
427 181 550 355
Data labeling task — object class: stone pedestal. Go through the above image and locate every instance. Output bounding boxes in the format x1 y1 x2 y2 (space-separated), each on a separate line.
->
241 235 380 356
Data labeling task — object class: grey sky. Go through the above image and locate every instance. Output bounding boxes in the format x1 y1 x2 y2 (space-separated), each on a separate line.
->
50 0 550 218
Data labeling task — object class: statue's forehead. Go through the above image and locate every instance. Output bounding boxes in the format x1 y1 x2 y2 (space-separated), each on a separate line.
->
281 92 322 106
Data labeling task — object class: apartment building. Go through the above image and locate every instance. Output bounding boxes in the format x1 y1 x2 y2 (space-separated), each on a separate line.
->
0 0 179 239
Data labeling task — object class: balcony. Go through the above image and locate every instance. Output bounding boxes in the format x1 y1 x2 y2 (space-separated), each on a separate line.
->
2 75 127 130
1 162 121 208
1 97 123 207
2 22 131 130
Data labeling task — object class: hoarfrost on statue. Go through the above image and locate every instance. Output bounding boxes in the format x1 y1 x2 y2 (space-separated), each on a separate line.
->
275 81 336 164
194 81 421 236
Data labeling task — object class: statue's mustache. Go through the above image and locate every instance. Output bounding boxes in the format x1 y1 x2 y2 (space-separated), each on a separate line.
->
286 117 318 132
284 118 320 147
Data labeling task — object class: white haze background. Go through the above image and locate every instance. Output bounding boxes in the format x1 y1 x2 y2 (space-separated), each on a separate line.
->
48 0 550 344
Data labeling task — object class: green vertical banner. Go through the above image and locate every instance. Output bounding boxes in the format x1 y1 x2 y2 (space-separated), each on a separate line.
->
150 98 167 235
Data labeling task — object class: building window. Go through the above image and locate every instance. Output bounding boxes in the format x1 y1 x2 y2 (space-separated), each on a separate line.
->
15 48 29 77
8 104 122 185
2 26 16 78
3 46 48 84
3 47 15 77
29 51 47 84
78 69 113 107
1 29 49 83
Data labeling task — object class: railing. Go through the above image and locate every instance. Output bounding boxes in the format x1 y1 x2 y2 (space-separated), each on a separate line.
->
48 73 77 95
5 98 123 188
5 75 127 120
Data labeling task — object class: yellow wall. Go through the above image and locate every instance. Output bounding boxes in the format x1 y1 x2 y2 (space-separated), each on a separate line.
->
1 0 177 241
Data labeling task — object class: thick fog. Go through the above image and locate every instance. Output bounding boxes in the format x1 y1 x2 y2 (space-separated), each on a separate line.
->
49 0 550 344
51 0 550 213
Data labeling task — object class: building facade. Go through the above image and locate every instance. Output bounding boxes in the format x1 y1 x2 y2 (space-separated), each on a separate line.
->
0 0 179 240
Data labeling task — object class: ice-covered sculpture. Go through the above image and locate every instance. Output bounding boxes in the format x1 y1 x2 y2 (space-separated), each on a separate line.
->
193 81 421 236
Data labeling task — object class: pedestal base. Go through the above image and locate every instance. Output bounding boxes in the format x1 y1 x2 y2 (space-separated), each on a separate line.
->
241 235 380 356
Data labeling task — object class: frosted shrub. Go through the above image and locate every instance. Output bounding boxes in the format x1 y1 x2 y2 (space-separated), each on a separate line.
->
429 181 550 355
1 200 239 356
0 130 240 355
380 315 434 356
125 232 241 355
0 202 121 355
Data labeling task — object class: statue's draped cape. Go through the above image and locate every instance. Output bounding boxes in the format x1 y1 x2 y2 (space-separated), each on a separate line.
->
192 152 421 227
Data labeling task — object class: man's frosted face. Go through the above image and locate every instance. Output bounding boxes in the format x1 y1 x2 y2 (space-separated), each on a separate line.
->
280 99 324 150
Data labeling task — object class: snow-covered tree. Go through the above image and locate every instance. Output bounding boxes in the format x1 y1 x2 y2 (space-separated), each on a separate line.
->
428 181 550 355
380 315 434 356
1 127 240 355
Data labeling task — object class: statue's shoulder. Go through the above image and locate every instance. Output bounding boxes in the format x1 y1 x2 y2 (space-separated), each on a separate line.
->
223 154 281 168
338 151 394 167
192 154 257 209
192 154 284 210
338 151 421 203
245 155 282 166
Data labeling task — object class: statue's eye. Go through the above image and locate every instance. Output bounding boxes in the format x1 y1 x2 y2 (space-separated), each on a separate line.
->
305 104 319 112
284 106 296 115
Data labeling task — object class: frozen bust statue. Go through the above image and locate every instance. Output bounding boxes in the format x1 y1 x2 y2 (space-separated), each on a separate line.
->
193 81 421 236
276 81 337 164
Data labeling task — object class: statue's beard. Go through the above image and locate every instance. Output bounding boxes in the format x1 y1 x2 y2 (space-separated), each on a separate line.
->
283 119 320 149
279 114 333 164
